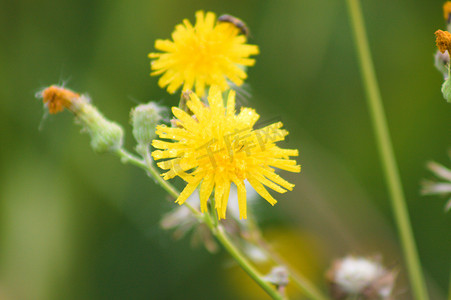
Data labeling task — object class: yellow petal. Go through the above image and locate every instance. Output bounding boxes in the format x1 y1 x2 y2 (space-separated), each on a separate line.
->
250 171 287 194
248 176 277 206
172 107 199 131
226 90 236 117
232 179 247 219
199 173 215 213
219 180 231 219
214 176 225 210
259 167 295 191
175 176 202 205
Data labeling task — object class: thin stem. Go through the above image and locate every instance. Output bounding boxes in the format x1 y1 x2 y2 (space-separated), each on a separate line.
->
448 266 451 300
117 146 284 299
116 148 147 169
247 216 328 300
116 147 200 216
346 0 429 299
204 213 286 300
258 238 327 300
215 227 285 300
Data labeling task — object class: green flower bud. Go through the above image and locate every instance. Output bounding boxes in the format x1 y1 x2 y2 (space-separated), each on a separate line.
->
75 96 124 153
434 50 449 80
441 77 451 103
130 102 165 147
38 85 124 153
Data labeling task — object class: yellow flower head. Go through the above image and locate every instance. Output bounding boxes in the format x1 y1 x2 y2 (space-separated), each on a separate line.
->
444 1 451 21
151 86 300 219
149 11 259 97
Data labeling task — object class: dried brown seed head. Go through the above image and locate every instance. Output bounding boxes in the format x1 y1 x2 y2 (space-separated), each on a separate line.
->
435 30 451 53
41 85 79 114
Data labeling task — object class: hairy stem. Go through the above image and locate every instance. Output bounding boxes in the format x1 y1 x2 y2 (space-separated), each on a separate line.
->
204 212 286 300
116 147 200 216
346 0 429 299
116 146 286 299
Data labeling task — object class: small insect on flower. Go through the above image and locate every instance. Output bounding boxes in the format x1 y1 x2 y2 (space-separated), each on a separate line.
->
151 86 300 220
218 14 249 37
149 11 259 97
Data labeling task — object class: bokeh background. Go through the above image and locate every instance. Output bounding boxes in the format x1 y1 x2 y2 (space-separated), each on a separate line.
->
0 0 450 299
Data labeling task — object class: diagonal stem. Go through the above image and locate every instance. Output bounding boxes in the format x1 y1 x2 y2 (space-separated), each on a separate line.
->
448 266 451 300
345 0 429 299
203 211 286 300
246 215 328 300
116 147 286 300
116 147 200 216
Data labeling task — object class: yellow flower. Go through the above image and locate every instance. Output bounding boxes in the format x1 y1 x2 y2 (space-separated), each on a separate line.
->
151 86 300 219
444 1 451 21
148 11 259 97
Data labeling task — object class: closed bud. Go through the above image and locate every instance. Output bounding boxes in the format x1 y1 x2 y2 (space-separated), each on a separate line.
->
130 102 166 149
434 50 450 79
441 76 451 103
76 100 124 153
38 85 124 153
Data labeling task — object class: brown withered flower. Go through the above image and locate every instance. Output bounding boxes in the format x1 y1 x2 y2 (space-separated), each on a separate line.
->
435 30 451 54
40 85 80 114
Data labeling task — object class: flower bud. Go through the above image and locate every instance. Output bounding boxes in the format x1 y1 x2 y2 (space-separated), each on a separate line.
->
434 50 450 79
76 99 124 153
130 102 165 149
441 76 451 103
38 85 124 153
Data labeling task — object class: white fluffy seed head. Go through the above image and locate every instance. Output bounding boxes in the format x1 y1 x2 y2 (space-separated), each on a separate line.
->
334 256 384 294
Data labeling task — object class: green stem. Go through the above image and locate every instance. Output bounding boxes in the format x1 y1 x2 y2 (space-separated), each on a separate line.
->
203 213 286 300
247 216 328 300
116 147 200 216
448 266 451 300
117 147 285 299
346 0 429 299
116 148 147 169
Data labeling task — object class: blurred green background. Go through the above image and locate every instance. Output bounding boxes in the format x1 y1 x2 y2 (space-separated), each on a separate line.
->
0 0 449 299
